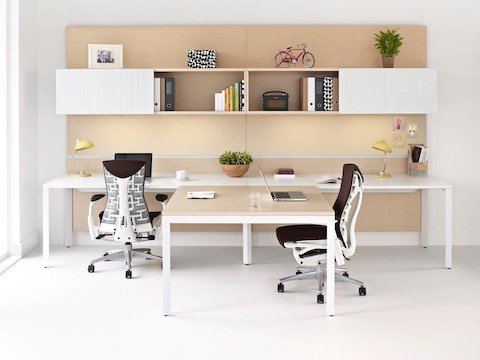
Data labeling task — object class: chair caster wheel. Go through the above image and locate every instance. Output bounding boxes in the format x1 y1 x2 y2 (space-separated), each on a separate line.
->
277 283 284 292
359 286 367 296
343 272 349 277
88 264 94 273
126 270 132 279
317 294 324 304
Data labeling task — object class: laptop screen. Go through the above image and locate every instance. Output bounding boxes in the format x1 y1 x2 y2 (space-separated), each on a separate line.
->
114 153 152 178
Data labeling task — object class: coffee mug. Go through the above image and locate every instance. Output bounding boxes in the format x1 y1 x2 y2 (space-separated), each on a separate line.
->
176 170 188 180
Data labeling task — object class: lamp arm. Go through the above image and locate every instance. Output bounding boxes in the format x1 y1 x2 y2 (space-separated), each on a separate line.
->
381 151 387 175
72 151 82 174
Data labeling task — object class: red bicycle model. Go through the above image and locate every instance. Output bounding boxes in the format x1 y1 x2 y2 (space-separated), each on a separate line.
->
275 43 315 68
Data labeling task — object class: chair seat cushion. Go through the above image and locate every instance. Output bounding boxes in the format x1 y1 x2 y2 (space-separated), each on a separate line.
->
276 224 327 247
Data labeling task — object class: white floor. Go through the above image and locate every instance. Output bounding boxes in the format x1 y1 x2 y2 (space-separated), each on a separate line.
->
1 244 479 360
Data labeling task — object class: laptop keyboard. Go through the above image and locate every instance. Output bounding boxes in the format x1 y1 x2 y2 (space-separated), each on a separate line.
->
274 192 290 199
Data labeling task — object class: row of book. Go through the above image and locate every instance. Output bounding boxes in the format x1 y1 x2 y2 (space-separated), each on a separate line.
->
215 80 245 112
300 76 339 111
411 145 429 163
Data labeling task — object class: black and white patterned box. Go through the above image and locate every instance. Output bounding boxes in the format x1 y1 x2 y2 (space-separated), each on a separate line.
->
187 50 217 68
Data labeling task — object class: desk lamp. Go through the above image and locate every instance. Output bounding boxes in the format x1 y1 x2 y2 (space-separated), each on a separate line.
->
72 139 94 177
372 140 392 178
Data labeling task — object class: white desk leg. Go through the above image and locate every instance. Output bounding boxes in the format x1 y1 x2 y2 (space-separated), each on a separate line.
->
421 190 428 248
42 187 50 268
242 223 252 265
325 218 336 316
445 188 453 269
162 218 171 316
65 189 73 247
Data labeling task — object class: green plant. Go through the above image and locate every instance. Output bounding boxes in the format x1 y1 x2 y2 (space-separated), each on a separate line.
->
374 28 404 57
219 151 253 165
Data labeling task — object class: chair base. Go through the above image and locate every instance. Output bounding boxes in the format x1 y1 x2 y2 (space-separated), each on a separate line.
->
87 242 162 278
277 263 366 303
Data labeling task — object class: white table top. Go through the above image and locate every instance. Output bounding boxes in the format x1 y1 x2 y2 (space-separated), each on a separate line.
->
43 173 452 193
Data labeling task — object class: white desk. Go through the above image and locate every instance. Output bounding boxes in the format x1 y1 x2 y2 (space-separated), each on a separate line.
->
42 173 453 268
161 185 336 316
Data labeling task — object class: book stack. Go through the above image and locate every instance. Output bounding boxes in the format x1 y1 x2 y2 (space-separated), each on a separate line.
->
274 168 295 179
300 76 339 112
215 80 245 112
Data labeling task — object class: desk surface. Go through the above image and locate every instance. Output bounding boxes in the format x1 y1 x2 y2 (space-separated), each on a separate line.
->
43 173 452 192
164 186 333 217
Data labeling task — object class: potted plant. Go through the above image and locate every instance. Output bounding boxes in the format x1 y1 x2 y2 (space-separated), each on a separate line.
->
219 150 253 177
374 28 403 68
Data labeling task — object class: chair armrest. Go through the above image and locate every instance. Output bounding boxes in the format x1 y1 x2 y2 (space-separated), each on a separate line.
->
155 194 169 211
155 194 168 203
88 194 105 240
90 194 105 202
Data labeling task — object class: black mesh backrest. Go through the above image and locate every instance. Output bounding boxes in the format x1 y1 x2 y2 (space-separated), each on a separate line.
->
103 159 145 178
333 164 364 240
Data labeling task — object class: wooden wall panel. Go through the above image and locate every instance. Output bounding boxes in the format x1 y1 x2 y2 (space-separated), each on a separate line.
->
246 26 426 68
65 25 428 234
66 26 247 69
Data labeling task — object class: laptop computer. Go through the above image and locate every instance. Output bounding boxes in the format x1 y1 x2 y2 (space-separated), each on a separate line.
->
114 153 153 182
258 166 307 201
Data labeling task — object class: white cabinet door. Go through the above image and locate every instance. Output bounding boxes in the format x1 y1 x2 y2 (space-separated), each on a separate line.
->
56 69 154 114
339 68 437 114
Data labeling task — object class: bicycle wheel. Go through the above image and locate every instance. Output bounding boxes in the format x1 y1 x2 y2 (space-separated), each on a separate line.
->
275 52 291 68
302 52 315 68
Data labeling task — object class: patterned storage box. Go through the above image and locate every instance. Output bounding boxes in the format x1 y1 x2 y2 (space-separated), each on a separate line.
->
187 50 217 68
409 162 428 177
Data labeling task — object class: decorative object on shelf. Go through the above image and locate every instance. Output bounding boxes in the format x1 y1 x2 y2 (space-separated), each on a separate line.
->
88 44 123 69
372 140 392 178
262 91 289 111
274 43 315 68
374 28 403 68
72 139 95 177
187 50 217 68
219 151 253 177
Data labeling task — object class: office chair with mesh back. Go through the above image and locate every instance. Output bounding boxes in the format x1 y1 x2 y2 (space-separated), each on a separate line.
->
276 163 366 303
87 160 168 278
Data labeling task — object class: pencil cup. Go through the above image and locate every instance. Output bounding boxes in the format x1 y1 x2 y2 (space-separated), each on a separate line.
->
249 192 261 208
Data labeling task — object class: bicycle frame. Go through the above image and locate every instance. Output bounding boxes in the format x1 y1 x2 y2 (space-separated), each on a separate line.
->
283 47 307 62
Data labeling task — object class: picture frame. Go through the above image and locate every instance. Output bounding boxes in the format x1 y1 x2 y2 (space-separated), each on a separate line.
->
88 44 123 69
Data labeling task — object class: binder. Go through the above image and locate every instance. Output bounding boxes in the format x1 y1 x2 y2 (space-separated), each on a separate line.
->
154 77 161 112
307 77 315 111
323 77 333 111
300 77 309 111
165 77 174 111
332 77 339 111
315 76 325 111
160 77 166 111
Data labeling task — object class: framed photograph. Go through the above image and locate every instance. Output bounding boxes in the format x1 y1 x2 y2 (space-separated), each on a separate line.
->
88 44 123 69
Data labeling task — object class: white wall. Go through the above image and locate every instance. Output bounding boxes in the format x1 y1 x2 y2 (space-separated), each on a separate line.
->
36 0 480 245
5 0 39 257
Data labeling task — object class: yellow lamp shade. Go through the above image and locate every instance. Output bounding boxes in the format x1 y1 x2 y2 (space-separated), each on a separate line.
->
75 139 95 152
372 140 392 153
